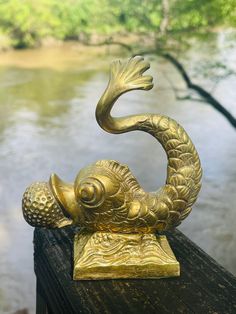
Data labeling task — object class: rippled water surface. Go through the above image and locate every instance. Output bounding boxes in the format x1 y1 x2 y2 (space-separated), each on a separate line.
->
0 37 235 313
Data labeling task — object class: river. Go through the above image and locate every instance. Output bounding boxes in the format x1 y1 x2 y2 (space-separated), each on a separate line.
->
0 33 235 313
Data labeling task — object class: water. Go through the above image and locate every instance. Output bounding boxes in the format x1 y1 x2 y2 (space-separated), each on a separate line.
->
0 37 235 313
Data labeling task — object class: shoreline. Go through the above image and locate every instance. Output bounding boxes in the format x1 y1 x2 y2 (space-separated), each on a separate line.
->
0 41 127 71
0 27 235 53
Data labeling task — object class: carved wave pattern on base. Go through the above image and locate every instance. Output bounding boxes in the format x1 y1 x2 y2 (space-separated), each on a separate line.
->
76 232 177 268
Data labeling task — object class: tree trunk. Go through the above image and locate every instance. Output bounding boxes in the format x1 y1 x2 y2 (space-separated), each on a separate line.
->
160 0 170 36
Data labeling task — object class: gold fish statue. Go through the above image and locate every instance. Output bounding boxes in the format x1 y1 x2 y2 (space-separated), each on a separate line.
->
22 56 202 280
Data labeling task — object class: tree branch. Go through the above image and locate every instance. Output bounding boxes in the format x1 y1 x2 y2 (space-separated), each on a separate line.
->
160 52 236 128
81 38 236 128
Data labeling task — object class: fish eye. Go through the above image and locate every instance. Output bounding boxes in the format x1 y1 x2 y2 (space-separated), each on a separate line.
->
76 178 104 207
79 184 95 201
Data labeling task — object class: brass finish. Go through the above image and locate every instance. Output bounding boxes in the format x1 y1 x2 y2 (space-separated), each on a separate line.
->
22 56 202 280
74 232 179 280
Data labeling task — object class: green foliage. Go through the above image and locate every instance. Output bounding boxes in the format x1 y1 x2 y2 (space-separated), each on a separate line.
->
0 0 235 48
171 0 236 31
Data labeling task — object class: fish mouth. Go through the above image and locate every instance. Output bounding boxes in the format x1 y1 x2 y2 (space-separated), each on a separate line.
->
49 173 82 224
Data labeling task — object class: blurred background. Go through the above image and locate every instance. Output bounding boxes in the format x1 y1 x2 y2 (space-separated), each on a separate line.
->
0 0 235 313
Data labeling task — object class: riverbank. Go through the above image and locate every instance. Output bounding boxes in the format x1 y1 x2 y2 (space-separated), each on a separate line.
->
0 41 124 70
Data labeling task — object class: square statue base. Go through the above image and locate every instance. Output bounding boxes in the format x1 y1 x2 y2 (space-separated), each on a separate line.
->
73 230 180 280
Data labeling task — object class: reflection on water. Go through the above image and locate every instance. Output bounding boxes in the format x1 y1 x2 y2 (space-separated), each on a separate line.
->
0 38 235 313
179 31 236 116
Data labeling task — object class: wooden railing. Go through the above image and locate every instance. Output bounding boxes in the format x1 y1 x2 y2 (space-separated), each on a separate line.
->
34 227 236 314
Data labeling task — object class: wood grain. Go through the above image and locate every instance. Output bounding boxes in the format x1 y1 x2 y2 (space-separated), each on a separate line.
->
34 227 236 314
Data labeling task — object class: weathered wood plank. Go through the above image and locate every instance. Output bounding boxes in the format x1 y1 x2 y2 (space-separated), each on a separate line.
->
34 227 236 314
